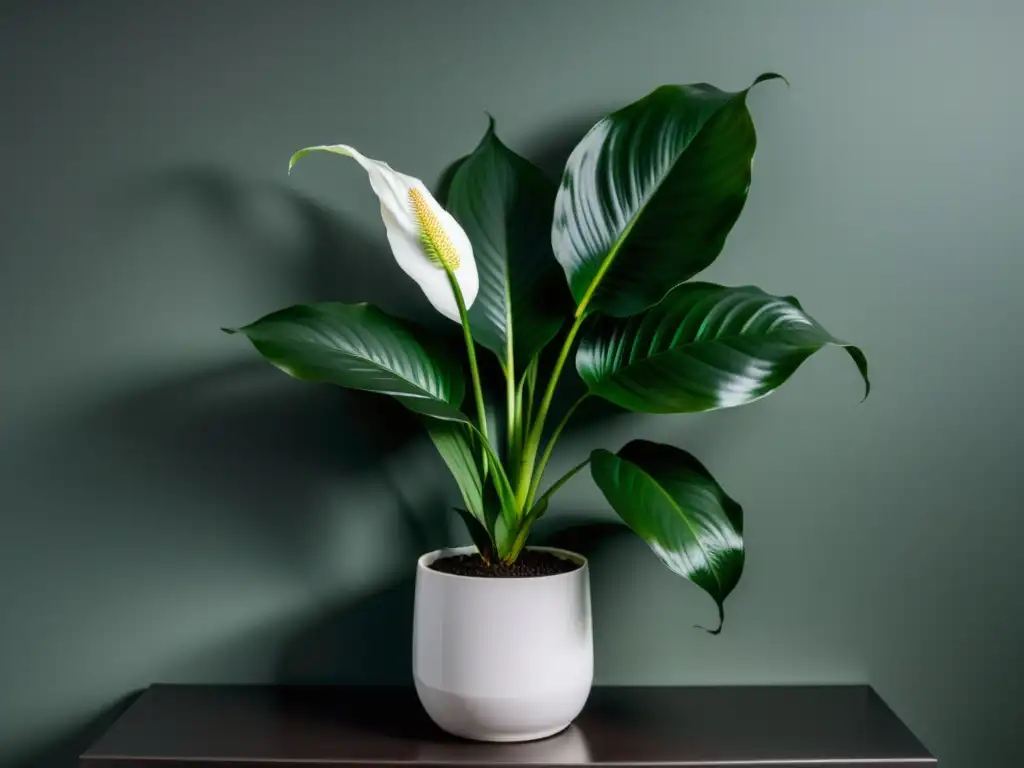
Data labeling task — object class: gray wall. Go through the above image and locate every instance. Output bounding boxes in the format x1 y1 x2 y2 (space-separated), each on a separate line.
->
2 1 1021 765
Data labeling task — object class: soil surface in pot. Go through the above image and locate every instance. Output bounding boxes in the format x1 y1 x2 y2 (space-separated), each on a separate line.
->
429 550 579 578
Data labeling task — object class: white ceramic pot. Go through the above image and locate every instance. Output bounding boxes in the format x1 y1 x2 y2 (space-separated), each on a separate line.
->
413 545 593 742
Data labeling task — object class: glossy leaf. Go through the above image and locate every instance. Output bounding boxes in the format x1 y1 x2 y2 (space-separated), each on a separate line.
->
225 302 467 422
446 118 566 369
577 283 869 413
553 74 783 318
591 440 743 633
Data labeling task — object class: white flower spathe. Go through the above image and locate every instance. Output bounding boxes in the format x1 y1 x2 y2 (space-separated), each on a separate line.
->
290 144 478 323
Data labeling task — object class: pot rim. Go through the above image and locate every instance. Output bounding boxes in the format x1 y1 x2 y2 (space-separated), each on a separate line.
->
417 545 587 582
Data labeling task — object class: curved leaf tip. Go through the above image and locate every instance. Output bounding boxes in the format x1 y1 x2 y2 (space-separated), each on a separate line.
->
846 345 871 401
751 71 789 89
472 112 503 155
286 148 311 175
777 293 868 402
696 603 725 635
287 144 354 174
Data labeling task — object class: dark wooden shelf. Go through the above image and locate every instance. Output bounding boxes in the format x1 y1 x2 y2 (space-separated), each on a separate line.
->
80 685 935 767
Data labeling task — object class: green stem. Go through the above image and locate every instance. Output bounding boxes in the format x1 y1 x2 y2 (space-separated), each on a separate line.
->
508 457 592 561
516 357 536 458
524 357 538 431
515 313 587 508
446 270 489 467
505 355 516 480
526 393 588 510
533 457 591 516
514 373 526 452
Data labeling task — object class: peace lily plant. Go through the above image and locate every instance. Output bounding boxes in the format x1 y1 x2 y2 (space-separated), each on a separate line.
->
226 74 868 636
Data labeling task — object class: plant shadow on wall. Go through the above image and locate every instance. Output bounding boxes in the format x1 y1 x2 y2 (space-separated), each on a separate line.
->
90 366 443 686
10 164 505 768
108 170 463 680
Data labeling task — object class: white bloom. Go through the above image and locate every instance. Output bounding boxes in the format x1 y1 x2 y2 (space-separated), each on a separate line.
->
289 144 478 323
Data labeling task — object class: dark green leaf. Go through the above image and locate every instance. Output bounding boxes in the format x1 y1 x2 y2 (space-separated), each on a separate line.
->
426 420 484 519
447 118 567 369
425 420 517 558
591 440 744 633
434 157 467 209
553 74 783 318
454 507 494 562
436 419 520 559
577 283 869 413
225 302 467 422
481 479 518 560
